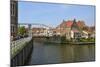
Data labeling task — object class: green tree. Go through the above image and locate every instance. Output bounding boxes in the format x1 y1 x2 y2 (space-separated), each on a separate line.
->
82 26 89 31
18 26 27 35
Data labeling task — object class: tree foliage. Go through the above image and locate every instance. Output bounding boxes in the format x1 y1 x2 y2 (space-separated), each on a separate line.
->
18 26 27 35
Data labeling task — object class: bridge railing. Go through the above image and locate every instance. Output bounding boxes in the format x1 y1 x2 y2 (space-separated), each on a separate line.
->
11 37 32 58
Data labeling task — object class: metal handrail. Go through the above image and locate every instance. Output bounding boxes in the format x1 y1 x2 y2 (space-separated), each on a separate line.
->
11 37 32 57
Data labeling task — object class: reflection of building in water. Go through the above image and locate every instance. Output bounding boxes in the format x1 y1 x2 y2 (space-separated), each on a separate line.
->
73 45 91 61
59 45 75 62
11 0 18 37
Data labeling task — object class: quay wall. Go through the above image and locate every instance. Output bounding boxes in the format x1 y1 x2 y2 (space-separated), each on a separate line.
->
11 38 33 67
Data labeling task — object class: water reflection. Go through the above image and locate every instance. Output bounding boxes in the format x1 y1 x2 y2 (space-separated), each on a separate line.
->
28 41 95 65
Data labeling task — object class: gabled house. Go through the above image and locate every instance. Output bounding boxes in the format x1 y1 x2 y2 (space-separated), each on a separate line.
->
70 19 82 39
56 19 88 40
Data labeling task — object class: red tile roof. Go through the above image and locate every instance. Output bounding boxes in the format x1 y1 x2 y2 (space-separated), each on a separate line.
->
56 20 86 30
77 21 85 27
66 20 73 27
65 20 85 28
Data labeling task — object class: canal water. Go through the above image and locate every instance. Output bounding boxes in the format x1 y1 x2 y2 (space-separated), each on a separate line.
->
27 40 95 65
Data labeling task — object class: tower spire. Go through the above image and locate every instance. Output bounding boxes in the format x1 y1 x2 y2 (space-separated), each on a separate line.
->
63 19 66 22
73 18 76 23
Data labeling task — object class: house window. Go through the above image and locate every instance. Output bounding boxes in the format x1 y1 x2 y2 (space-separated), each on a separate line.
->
11 2 15 16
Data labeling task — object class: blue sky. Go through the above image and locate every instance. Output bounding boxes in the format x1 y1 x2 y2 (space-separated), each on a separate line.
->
18 2 95 27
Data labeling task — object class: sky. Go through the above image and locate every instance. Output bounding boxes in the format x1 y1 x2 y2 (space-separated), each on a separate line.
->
18 2 95 27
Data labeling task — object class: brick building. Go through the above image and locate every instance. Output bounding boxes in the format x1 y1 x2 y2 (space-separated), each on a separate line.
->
56 19 85 39
11 0 18 37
